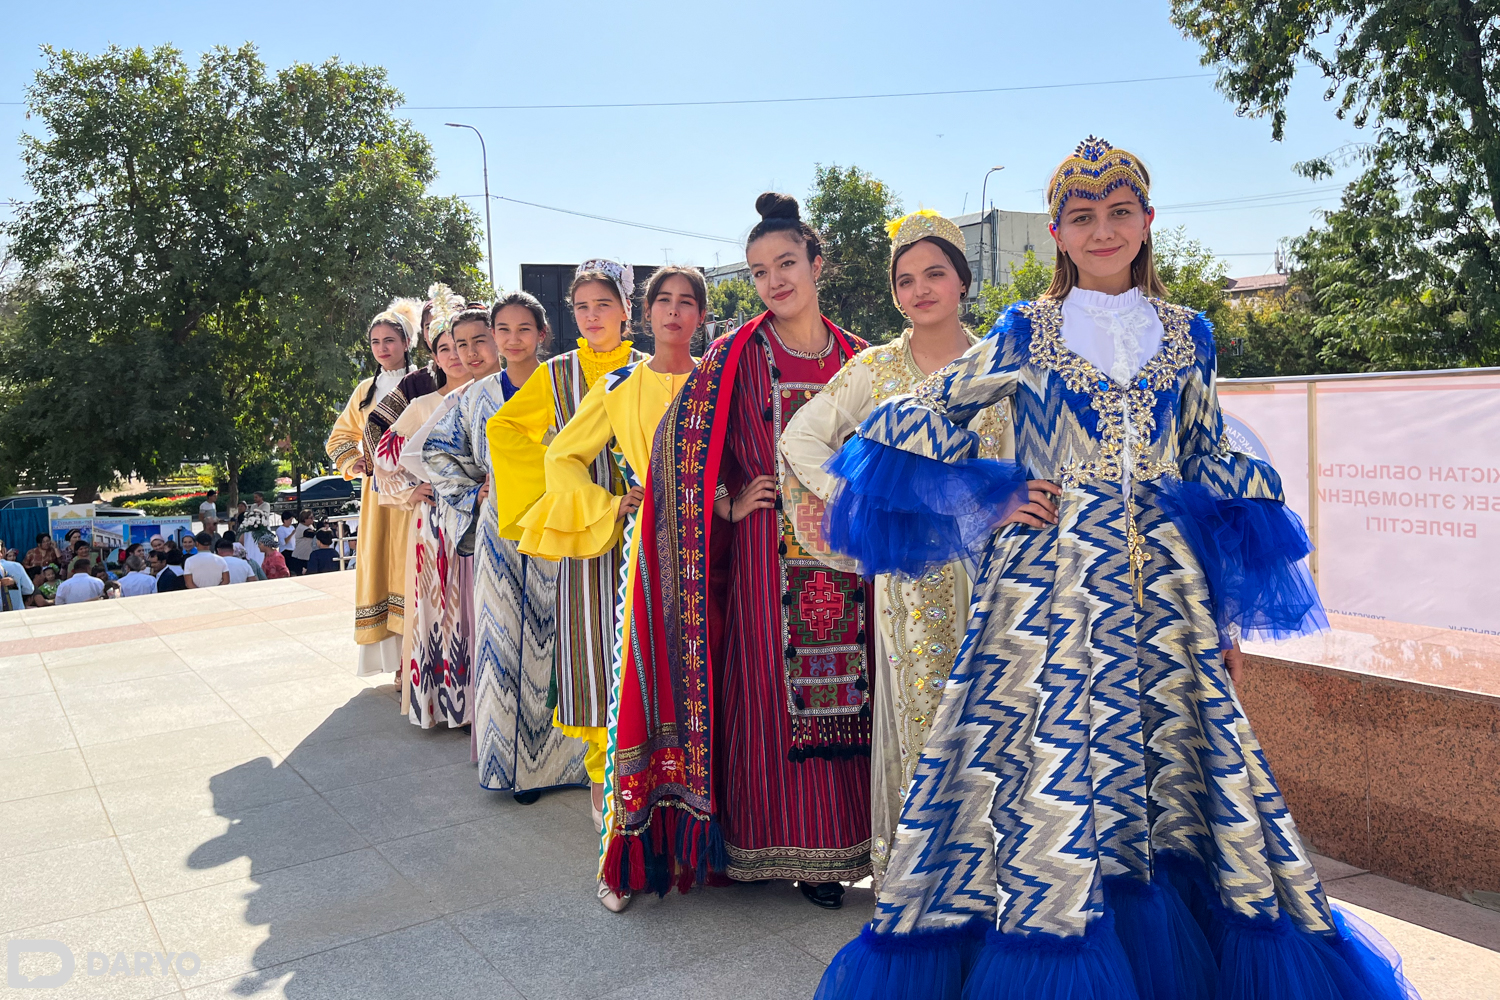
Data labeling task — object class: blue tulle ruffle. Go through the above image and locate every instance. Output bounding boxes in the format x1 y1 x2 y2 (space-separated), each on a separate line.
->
962 914 1141 1000
814 921 983 1000
816 867 1420 1000
823 435 1028 579
1156 478 1329 644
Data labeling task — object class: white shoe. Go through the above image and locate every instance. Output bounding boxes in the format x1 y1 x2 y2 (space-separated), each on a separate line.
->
598 879 631 913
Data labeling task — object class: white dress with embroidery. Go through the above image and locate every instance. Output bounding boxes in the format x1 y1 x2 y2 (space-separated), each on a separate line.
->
780 329 1014 883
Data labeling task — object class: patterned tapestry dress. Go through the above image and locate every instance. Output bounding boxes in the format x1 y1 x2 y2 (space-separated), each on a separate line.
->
603 314 874 895
425 370 588 792
814 296 1417 1000
780 328 1013 886
487 341 645 781
513 359 693 870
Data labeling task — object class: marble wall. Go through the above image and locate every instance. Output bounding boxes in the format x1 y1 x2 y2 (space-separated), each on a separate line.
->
1241 631 1500 901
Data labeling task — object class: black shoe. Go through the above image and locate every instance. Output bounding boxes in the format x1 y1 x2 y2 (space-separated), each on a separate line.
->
512 789 541 805
799 881 845 909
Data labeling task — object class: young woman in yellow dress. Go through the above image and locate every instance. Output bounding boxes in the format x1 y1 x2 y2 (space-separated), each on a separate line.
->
325 297 420 675
514 266 705 911
780 210 1014 886
487 261 647 814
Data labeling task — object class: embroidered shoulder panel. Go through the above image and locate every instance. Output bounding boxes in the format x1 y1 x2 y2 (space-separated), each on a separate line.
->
1019 296 1197 487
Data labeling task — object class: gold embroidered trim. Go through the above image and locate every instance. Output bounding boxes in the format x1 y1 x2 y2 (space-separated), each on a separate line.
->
1020 298 1196 488
724 840 873 881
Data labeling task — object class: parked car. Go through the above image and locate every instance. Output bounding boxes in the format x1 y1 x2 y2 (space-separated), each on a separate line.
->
276 475 355 503
0 493 69 511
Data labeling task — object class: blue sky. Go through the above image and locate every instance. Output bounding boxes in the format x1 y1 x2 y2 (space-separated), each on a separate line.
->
0 0 1365 287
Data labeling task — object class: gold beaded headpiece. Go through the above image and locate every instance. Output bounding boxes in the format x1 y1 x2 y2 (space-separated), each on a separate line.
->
1046 135 1151 227
885 209 969 306
885 209 967 261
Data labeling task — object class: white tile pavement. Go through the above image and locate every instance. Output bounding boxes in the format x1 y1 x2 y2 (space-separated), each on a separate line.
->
0 573 1495 999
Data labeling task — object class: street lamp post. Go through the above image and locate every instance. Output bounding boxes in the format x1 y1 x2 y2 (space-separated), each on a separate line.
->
978 165 1004 288
446 122 495 293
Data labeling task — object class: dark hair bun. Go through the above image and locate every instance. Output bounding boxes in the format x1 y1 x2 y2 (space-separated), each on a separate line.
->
755 192 800 221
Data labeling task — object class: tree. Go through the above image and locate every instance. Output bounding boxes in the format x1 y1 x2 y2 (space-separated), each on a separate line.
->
806 164 905 343
0 43 486 501
968 249 1053 332
707 276 762 332
1170 0 1500 369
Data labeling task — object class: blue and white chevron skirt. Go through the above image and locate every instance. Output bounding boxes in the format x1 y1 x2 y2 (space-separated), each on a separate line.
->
816 480 1418 1000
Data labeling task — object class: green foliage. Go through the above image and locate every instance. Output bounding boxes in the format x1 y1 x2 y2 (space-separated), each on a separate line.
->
1171 0 1500 370
120 494 206 517
0 43 487 499
806 164 905 344
707 277 762 330
216 456 278 495
967 250 1054 331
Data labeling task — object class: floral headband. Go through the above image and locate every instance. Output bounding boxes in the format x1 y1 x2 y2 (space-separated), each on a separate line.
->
575 258 634 310
1046 135 1151 227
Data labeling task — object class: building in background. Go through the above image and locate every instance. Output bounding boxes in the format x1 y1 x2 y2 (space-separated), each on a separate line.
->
1224 272 1290 305
954 208 1054 291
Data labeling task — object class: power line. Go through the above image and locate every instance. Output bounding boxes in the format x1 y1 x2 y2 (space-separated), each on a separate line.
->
460 193 740 245
397 73 1214 111
1157 186 1339 211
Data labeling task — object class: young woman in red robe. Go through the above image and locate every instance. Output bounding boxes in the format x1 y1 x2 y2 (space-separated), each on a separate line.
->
605 193 873 910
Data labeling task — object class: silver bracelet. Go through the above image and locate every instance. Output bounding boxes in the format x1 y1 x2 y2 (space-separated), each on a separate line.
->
714 483 729 501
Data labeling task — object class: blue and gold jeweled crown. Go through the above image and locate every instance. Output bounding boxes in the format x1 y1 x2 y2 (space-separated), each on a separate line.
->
1046 136 1151 226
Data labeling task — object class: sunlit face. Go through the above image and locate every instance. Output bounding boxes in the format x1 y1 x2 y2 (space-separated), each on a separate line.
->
1050 186 1153 287
748 231 822 323
493 305 543 368
368 321 406 370
431 330 471 386
893 240 965 325
451 317 501 377
648 275 704 350
571 281 627 352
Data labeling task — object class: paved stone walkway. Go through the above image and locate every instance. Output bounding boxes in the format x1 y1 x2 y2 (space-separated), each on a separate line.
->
1 574 1496 998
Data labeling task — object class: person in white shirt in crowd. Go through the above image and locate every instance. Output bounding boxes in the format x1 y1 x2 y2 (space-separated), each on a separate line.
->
184 531 230 588
55 557 106 604
116 553 158 597
276 512 296 561
198 490 220 534
215 539 257 584
250 492 273 517
0 550 35 611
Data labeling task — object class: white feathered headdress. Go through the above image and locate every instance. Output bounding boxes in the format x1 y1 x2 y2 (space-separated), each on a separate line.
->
369 296 423 344
423 282 467 349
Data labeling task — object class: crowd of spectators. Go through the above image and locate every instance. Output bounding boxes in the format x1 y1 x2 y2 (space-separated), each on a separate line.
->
0 499 352 609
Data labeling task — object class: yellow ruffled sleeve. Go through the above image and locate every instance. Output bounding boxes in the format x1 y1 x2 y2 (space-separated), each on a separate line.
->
515 374 624 560
486 366 557 541
326 380 371 479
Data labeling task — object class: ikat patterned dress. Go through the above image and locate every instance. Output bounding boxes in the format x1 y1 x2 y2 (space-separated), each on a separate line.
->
816 298 1416 1000
425 372 588 792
